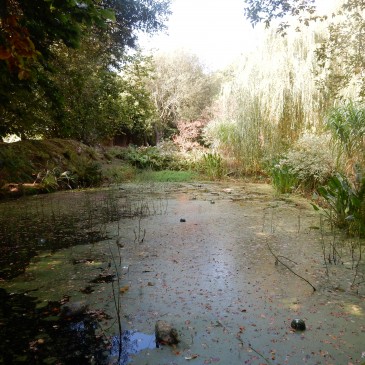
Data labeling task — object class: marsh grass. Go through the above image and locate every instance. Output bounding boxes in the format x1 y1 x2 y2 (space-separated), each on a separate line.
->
135 169 198 182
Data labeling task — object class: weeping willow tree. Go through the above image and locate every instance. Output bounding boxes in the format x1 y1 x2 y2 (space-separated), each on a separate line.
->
205 23 331 174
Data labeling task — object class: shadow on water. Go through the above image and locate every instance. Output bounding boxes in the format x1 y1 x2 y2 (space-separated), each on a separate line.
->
0 288 109 365
0 189 145 280
0 286 157 365
0 188 160 364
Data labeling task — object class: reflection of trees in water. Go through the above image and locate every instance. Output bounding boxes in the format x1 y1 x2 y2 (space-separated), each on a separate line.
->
0 289 108 364
110 330 156 365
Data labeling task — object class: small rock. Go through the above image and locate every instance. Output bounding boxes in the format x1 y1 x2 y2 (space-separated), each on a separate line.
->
155 320 179 346
180 218 186 222
291 318 306 331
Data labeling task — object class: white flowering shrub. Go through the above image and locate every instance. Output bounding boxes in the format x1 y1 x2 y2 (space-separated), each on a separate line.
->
285 133 335 189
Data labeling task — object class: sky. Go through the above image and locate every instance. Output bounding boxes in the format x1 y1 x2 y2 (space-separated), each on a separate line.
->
137 0 341 72
138 0 260 71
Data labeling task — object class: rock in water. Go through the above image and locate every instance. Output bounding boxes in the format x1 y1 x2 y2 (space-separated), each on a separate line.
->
291 318 306 331
60 301 89 319
155 320 179 345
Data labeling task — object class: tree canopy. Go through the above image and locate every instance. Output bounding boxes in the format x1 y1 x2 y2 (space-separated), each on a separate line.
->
146 51 219 143
244 0 316 28
244 0 365 102
0 0 170 141
0 0 170 78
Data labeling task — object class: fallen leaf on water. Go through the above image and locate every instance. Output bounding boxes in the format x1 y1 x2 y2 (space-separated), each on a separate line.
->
120 285 129 294
185 354 198 360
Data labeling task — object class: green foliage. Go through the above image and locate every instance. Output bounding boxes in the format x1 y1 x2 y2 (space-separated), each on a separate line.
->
200 152 224 180
122 145 184 171
136 170 198 182
315 1 365 101
0 0 115 79
269 159 299 194
244 0 317 30
326 102 365 161
0 0 170 141
36 168 76 192
268 134 334 193
103 164 138 183
75 161 103 188
205 26 328 175
285 134 334 190
0 139 104 189
316 173 365 235
0 0 169 79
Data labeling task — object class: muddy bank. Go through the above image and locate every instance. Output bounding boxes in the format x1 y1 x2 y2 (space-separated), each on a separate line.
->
0 182 364 364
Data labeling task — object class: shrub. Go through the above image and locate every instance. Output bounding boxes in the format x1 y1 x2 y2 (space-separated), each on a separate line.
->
122 144 185 171
271 133 335 191
74 161 103 187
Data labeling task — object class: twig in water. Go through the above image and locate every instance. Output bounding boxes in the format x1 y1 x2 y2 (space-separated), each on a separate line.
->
236 333 273 365
266 240 317 292
276 255 298 265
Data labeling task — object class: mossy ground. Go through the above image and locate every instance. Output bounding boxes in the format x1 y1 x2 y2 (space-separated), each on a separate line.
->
0 139 97 183
0 139 201 198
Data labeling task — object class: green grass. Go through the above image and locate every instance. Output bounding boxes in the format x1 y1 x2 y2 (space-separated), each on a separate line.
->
135 170 199 182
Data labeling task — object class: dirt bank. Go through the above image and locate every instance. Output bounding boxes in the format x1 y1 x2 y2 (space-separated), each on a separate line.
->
0 139 113 197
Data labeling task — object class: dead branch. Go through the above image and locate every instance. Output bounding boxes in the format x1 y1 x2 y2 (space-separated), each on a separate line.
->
266 240 317 292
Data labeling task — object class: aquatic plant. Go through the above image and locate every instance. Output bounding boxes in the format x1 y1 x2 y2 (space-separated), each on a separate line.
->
200 152 224 180
268 158 298 194
316 173 365 236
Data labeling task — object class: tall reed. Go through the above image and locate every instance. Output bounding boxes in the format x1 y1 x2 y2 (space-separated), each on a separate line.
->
205 23 331 174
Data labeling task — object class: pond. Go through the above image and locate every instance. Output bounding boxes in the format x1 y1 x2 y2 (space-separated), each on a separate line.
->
0 182 364 365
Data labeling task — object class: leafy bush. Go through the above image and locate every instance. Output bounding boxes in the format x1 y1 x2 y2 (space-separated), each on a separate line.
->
270 134 335 192
35 168 77 192
122 144 186 171
74 161 103 187
103 164 137 183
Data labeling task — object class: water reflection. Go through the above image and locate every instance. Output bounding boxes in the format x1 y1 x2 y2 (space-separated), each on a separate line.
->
110 331 156 364
0 288 108 364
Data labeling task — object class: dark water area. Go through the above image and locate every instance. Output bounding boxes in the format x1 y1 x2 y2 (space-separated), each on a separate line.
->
0 189 140 280
0 186 162 364
0 289 108 364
